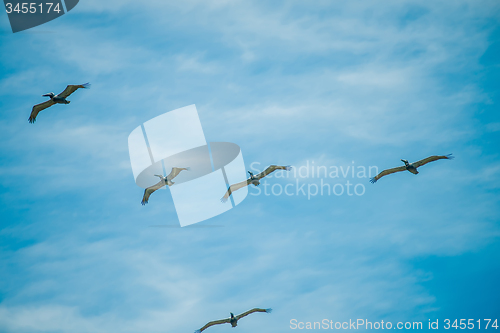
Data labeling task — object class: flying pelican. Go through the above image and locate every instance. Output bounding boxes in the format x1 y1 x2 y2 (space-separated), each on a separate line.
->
221 165 292 202
28 82 91 123
195 308 272 333
141 167 189 205
370 154 454 183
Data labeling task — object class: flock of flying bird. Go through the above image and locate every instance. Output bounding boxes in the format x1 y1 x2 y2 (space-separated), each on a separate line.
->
141 156 455 205
28 83 455 332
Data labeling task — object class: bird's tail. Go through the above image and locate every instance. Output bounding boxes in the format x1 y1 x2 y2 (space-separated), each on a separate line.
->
265 308 273 313
81 82 91 89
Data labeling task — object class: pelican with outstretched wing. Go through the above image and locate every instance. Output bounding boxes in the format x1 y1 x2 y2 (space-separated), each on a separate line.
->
221 165 292 202
370 154 454 183
141 167 189 205
195 308 272 333
29 83 91 123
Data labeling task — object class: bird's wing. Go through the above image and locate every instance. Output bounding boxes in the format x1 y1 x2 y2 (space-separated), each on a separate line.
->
370 166 407 183
412 154 454 169
236 308 272 321
58 82 91 98
255 165 292 180
221 179 252 202
141 180 166 205
29 100 55 123
166 167 189 181
194 318 231 333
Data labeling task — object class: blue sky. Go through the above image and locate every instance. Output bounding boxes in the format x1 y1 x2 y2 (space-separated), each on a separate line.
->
0 0 499 332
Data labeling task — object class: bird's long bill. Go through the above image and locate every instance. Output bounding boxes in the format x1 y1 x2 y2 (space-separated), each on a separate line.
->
42 93 52 97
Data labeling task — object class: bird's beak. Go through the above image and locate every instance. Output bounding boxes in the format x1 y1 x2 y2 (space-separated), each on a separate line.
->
42 93 51 97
